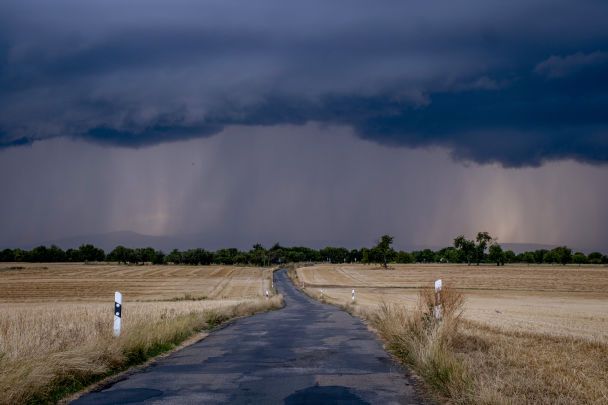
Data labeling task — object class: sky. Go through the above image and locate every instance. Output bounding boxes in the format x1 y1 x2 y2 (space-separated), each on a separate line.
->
1 1 607 251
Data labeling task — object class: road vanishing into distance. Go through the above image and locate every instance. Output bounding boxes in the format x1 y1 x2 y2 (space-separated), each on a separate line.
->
73 269 421 404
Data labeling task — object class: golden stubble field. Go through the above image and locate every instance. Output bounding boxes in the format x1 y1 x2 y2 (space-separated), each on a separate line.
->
0 263 278 404
296 264 608 404
0 263 273 302
297 263 608 341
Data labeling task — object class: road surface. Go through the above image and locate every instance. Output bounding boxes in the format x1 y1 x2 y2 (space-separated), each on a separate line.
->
73 269 421 404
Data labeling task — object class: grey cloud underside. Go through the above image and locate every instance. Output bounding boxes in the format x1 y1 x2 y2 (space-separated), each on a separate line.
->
1 0 608 166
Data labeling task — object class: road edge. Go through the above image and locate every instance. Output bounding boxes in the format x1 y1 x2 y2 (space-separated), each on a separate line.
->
62 294 286 404
285 263 436 405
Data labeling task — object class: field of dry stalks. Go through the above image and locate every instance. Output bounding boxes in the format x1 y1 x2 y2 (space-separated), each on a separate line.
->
297 264 608 404
0 263 279 404
0 263 273 302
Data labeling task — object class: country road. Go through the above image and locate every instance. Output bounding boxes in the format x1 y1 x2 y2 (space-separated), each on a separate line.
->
73 269 421 404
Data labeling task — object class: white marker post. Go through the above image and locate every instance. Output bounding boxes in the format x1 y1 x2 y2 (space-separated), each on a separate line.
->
265 290 269 300
434 279 442 320
114 291 122 337
351 289 355 302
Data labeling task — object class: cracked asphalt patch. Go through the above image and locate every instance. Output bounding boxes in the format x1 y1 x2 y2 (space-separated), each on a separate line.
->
72 269 421 404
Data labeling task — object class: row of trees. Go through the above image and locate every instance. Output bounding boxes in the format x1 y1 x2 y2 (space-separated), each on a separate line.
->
0 244 105 263
1 235 607 266
448 232 594 266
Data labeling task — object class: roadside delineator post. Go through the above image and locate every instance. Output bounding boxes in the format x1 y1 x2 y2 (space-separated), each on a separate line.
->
434 279 443 320
114 291 122 337
265 290 269 300
352 289 355 302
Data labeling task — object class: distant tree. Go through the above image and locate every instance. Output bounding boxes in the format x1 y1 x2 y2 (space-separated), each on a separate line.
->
151 250 165 265
474 232 493 265
504 250 517 264
48 245 66 262
179 248 213 265
134 247 157 264
108 245 132 264
249 244 267 266
396 251 414 263
267 243 285 264
373 235 394 268
0 249 15 262
165 249 183 264
414 249 436 263
437 247 459 263
320 246 349 264
288 246 313 263
543 250 557 264
534 249 548 264
348 249 362 263
454 235 475 265
360 248 370 264
233 251 251 264
551 246 572 265
521 251 536 265
572 252 587 266
78 244 105 262
488 244 505 266
65 248 79 262
29 246 49 262
587 252 603 264
13 248 29 262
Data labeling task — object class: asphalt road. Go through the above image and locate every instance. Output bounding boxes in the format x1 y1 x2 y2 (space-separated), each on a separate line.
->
73 269 421 404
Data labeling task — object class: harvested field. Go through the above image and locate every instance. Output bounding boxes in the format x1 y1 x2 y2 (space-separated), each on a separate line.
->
0 263 278 404
297 264 608 341
297 264 608 404
0 263 273 302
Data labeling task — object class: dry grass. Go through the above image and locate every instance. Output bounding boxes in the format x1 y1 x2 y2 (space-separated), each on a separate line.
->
0 263 280 404
455 320 608 404
372 287 473 404
299 264 608 404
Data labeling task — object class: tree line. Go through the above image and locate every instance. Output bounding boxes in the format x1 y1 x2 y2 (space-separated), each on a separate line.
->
1 233 606 266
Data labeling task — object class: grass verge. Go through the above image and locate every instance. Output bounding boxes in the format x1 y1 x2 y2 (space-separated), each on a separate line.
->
0 296 283 405
371 286 474 404
369 288 608 404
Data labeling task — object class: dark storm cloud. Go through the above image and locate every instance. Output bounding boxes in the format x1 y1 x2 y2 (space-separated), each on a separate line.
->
535 51 608 78
1 0 608 166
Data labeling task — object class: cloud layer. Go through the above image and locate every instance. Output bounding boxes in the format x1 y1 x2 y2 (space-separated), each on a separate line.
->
1 125 607 251
1 0 608 166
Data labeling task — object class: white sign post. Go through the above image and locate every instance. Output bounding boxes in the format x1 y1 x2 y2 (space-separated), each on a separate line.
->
434 279 442 320
113 291 122 337
351 289 355 302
